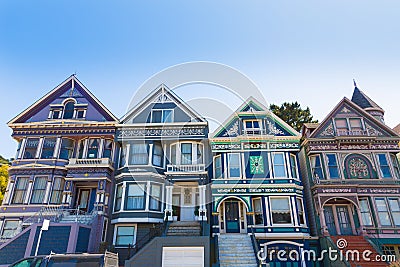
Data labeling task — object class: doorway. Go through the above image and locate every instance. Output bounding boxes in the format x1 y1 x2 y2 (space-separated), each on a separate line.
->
323 202 356 236
219 198 247 234
225 201 240 233
75 188 96 213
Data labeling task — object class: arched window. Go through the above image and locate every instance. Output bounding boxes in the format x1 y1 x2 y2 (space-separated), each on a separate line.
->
63 101 75 119
344 154 373 179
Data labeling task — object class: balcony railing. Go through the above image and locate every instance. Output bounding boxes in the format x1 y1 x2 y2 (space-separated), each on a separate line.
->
336 129 368 136
67 158 112 167
167 164 205 173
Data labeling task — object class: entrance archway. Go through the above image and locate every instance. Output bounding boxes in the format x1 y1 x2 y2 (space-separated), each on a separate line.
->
218 197 249 234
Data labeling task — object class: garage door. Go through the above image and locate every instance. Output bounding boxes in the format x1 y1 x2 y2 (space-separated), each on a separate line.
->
162 247 204 267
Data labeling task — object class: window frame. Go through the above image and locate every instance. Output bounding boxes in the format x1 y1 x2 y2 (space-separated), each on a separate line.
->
377 153 392 178
1 220 20 238
62 100 75 119
244 119 262 134
11 177 30 204
252 197 264 225
359 198 373 226
49 177 65 204
150 109 174 123
40 137 57 159
289 154 298 179
125 183 146 210
227 153 241 178
213 155 222 179
23 138 40 159
310 154 324 181
149 183 163 211
296 198 306 225
272 152 287 178
152 143 164 167
59 138 75 160
326 153 340 179
390 154 400 179
129 143 149 165
375 197 393 227
114 183 123 212
30 176 48 204
113 224 137 248
270 197 293 225
102 139 114 159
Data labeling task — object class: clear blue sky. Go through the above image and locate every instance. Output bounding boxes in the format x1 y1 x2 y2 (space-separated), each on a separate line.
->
1 0 400 159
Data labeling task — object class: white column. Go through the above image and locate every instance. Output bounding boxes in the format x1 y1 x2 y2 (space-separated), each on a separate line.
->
241 153 246 178
264 197 271 226
18 138 27 159
24 181 33 204
148 144 153 165
3 181 15 205
291 196 299 226
165 185 173 221
98 138 105 158
145 181 150 211
120 182 126 211
43 181 52 204
125 144 131 166
82 139 89 159
36 138 44 158
53 137 62 158
199 185 207 221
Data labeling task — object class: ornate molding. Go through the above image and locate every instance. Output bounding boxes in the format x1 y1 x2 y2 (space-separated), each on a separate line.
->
319 122 334 137
266 120 284 135
117 126 205 138
223 121 239 137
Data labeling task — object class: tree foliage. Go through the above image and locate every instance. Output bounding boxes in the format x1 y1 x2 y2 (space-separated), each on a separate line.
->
0 156 10 203
270 102 318 132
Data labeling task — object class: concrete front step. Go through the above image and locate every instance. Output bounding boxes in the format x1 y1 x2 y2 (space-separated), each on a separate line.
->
218 234 257 267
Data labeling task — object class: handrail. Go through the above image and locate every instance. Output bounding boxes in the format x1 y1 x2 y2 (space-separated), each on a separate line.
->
212 235 220 267
365 230 395 264
250 227 262 267
322 236 352 267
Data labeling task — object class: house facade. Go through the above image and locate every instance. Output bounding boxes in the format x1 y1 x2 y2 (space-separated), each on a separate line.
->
111 85 211 265
300 85 400 263
210 98 315 266
0 75 118 264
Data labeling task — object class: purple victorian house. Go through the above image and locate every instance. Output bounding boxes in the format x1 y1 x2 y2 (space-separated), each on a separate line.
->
0 75 119 265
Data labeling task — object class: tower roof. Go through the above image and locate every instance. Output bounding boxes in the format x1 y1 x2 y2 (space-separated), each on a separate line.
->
351 86 383 111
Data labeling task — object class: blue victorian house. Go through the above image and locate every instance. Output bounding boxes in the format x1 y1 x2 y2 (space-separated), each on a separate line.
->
0 75 119 265
112 85 211 267
210 98 314 267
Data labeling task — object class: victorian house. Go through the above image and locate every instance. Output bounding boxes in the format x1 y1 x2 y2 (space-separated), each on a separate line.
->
112 85 210 267
300 85 400 266
0 75 118 265
210 98 314 267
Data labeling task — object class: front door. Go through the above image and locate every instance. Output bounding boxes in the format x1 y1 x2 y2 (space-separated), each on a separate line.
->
324 206 337 235
336 206 353 235
180 187 195 221
77 189 91 212
225 201 240 233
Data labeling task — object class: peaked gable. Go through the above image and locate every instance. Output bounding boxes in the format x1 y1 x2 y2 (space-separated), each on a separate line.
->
120 84 206 124
8 75 118 124
312 98 397 138
213 97 299 138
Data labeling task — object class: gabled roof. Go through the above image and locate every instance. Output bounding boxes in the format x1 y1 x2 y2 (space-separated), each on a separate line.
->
393 123 400 135
212 97 300 138
310 97 398 138
120 84 207 124
8 75 119 125
351 86 384 111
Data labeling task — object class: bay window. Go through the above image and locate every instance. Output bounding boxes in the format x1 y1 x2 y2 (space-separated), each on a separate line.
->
40 138 56 159
103 139 113 159
310 154 324 180
181 143 192 165
50 177 64 204
12 177 29 204
389 198 400 226
149 184 162 211
377 154 392 178
271 197 292 224
87 138 100 159
197 144 203 164
23 138 39 159
375 198 392 226
129 143 148 165
390 154 400 179
297 198 305 225
31 177 47 204
289 154 298 178
114 184 123 212
326 154 340 179
59 138 75 160
272 153 286 177
126 184 146 210
152 144 163 167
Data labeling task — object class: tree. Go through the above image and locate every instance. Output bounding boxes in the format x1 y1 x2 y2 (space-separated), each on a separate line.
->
0 156 10 203
270 102 318 132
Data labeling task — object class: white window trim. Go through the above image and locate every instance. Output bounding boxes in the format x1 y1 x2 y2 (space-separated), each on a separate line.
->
359 198 374 227
376 153 393 179
113 183 124 213
296 197 306 226
149 182 164 212
150 109 174 123
125 182 147 211
30 176 48 204
213 155 222 179
289 154 299 179
310 154 324 180
373 197 394 227
324 153 341 180
269 196 294 226
113 223 137 248
0 219 20 238
252 197 264 226
271 152 287 178
49 176 64 205
227 153 241 179
170 142 203 165
243 119 262 134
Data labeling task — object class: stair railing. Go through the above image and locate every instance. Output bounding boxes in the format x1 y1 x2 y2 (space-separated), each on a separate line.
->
365 228 396 264
250 226 263 267
321 236 352 267
211 236 220 267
